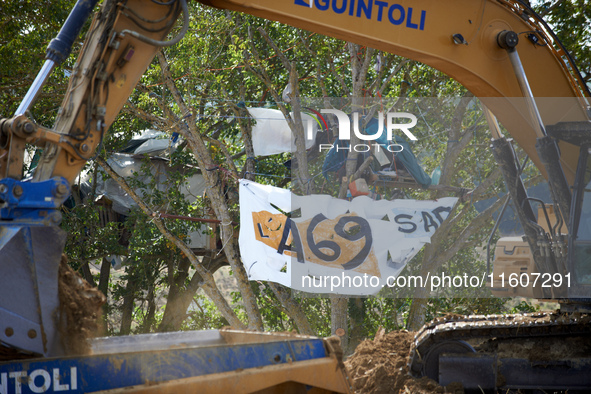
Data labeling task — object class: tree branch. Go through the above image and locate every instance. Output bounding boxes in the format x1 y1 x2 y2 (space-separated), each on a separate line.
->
157 50 264 330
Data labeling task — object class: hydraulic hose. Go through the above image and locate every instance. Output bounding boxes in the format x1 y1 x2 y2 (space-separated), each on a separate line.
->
120 0 189 47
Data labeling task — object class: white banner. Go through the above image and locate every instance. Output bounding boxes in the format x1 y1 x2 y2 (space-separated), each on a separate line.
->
239 179 457 294
247 107 318 156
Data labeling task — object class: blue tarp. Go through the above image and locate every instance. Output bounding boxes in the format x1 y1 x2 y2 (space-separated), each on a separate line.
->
322 117 432 188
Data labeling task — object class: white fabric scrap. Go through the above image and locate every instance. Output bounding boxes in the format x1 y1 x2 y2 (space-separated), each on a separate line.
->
247 107 318 156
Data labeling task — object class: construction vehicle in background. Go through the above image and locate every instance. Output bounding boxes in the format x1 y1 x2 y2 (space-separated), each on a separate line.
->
1 0 590 392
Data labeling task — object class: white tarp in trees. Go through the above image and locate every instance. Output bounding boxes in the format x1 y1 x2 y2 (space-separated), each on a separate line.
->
92 154 207 215
239 179 457 295
122 129 178 156
247 107 319 156
85 153 209 249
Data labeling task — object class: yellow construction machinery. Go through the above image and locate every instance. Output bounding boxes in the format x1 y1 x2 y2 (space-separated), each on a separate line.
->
1 0 590 392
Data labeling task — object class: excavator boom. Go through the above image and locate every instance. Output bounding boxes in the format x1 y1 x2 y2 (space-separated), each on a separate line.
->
200 0 590 182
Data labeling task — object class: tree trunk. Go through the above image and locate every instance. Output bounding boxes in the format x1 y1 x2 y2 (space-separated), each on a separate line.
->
348 297 365 351
120 268 137 335
159 255 228 331
268 283 314 335
329 43 374 351
159 257 191 331
406 256 433 332
330 294 349 352
407 296 430 332
141 285 157 333
407 243 437 331
97 257 111 335
80 261 95 287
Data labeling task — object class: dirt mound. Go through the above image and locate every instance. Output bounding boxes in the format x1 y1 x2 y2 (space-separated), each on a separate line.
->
345 329 463 394
58 255 106 355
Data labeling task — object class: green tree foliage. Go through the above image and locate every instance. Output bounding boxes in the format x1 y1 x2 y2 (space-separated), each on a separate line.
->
0 0 85 123
535 0 591 90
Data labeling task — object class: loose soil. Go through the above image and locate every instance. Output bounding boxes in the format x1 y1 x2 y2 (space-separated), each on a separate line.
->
0 255 105 360
345 328 463 394
58 254 106 355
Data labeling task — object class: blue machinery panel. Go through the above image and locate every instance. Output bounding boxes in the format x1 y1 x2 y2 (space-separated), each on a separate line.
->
0 177 70 225
0 337 327 393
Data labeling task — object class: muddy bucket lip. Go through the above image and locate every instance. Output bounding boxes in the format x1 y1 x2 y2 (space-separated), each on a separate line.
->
0 225 66 357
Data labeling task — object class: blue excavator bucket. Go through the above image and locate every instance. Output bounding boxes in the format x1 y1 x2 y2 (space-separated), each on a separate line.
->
0 176 73 357
0 225 67 357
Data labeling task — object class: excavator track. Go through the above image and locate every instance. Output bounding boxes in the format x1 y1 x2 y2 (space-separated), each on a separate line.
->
408 312 591 392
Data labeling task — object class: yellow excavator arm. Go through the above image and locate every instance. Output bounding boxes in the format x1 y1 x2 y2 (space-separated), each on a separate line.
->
199 0 589 183
3 0 186 185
